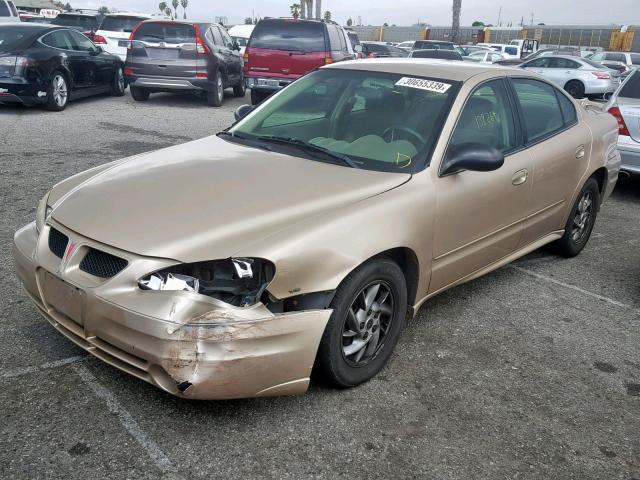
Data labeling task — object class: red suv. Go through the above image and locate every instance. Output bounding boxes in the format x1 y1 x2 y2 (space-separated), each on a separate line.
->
244 18 355 105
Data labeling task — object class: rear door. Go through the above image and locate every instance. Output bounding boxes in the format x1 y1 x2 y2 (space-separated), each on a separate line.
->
218 26 242 82
246 19 327 79
129 22 198 78
67 29 113 91
41 29 90 91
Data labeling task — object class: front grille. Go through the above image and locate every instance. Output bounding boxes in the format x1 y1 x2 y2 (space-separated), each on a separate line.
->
79 248 128 278
48 228 68 258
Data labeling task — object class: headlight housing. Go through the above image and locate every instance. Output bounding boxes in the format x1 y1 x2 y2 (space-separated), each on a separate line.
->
139 258 275 307
35 192 51 233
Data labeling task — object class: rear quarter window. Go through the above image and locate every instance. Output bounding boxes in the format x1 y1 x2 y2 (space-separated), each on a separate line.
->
8 0 17 16
0 1 10 16
619 71 640 99
133 22 195 43
249 20 325 52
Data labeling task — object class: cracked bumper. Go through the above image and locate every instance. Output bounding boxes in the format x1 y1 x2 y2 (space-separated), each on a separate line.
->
13 222 332 400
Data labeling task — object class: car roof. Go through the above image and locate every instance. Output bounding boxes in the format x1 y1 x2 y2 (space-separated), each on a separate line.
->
324 58 518 82
104 12 151 17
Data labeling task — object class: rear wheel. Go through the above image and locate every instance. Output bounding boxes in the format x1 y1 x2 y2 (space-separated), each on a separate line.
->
565 80 585 99
111 65 125 97
250 89 269 105
45 72 68 111
549 177 600 257
233 74 246 97
206 70 224 107
130 85 150 102
314 259 407 387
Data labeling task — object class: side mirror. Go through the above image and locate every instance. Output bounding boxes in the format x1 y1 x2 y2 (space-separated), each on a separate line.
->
354 44 363 53
91 45 102 55
440 143 504 176
234 104 254 121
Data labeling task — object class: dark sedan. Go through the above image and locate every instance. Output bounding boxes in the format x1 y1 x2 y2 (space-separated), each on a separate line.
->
360 42 407 58
0 24 125 111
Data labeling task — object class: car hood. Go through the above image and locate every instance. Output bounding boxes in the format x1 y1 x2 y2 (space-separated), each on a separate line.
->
50 135 410 262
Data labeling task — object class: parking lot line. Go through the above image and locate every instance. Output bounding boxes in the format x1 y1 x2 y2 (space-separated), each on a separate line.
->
510 265 634 310
0 355 86 379
72 364 175 474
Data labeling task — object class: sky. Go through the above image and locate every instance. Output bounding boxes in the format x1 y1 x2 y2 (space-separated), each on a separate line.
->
72 0 640 27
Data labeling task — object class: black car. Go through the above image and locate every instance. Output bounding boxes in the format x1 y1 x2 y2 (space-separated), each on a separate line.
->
361 42 407 58
0 24 125 111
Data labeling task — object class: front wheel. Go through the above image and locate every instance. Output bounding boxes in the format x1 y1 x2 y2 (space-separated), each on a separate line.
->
111 65 125 97
565 80 585 99
314 259 407 387
549 177 600 257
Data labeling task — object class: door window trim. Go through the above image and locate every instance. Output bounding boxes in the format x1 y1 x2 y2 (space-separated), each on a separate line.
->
506 76 578 148
39 28 75 52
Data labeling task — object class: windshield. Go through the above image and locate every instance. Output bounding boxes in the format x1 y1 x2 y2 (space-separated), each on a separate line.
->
228 69 459 173
99 16 147 33
232 36 248 46
133 22 195 43
0 26 34 50
249 19 325 52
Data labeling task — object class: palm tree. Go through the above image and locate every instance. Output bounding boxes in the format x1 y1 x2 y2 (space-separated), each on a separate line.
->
290 3 300 19
180 0 188 19
164 7 172 18
172 0 179 20
451 0 462 43
315 0 321 20
158 1 167 15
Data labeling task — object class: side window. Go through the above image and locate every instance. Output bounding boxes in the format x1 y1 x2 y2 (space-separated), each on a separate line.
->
326 25 342 52
67 30 97 52
504 46 518 56
525 58 548 68
211 26 224 46
630 54 640 66
220 27 234 49
0 1 9 16
41 30 73 50
512 78 565 143
449 80 516 153
8 0 17 16
556 91 577 125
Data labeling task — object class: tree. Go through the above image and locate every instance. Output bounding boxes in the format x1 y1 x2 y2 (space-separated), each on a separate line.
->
98 6 109 14
63 2 72 11
180 0 188 19
164 7 172 18
158 2 167 15
383 22 389 27
346 18 353 27
471 20 484 26
451 0 462 43
323 10 331 22
244 17 253 24
171 0 179 19
290 3 300 19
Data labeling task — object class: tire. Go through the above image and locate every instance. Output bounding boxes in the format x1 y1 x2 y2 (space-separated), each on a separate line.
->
233 74 246 97
45 71 69 112
314 258 408 388
111 65 125 97
250 89 269 105
130 85 150 102
549 177 600 257
206 70 224 107
565 80 585 99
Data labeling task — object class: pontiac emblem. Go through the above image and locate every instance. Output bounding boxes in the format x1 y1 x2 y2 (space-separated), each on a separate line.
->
64 242 76 261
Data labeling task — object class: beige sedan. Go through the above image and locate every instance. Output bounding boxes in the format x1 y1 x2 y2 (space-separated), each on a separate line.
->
14 60 620 400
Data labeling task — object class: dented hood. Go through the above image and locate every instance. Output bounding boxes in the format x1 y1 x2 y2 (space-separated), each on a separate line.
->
51 135 410 262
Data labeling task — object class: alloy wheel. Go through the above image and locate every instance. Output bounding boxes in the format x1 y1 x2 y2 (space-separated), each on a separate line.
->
341 281 395 366
217 75 224 103
53 75 67 107
571 191 593 242
117 68 125 92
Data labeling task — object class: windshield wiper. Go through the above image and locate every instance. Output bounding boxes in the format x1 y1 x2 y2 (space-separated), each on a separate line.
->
217 131 277 152
257 136 360 169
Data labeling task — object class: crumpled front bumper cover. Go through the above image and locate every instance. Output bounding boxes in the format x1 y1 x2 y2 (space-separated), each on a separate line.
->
13 222 332 400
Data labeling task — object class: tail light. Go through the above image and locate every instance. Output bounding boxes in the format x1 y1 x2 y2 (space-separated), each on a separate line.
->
368 52 375 58
194 24 209 54
123 66 134 75
243 51 249 73
324 55 334 65
607 106 630 136
93 35 107 44
82 31 95 41
195 72 207 78
0 56 32 77
128 22 142 49
592 71 611 80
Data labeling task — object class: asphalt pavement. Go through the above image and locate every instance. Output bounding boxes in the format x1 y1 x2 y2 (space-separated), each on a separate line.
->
1 90 638 480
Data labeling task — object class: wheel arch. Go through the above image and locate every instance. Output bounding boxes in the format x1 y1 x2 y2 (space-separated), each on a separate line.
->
369 247 420 309
590 166 608 206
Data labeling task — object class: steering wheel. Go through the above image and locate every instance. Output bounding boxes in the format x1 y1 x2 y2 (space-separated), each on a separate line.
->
382 125 427 146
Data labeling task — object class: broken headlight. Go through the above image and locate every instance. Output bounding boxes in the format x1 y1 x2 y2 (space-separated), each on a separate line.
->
138 258 275 307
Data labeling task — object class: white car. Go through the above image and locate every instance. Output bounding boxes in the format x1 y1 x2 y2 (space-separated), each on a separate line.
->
465 50 505 64
396 40 415 51
94 13 151 61
589 51 640 68
477 42 521 59
228 24 254 55
0 0 19 23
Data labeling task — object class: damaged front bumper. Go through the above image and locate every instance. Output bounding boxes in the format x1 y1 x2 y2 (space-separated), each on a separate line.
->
13 221 332 400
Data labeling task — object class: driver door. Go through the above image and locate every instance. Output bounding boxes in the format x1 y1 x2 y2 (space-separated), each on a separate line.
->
429 79 533 294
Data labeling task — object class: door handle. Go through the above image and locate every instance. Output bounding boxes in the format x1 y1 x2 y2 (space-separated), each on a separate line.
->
512 169 528 186
575 145 585 159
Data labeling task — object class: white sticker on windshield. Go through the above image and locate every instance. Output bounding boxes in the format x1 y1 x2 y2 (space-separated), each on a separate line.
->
395 77 451 93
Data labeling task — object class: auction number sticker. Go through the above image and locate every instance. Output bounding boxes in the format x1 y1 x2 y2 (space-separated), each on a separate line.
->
395 77 451 93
